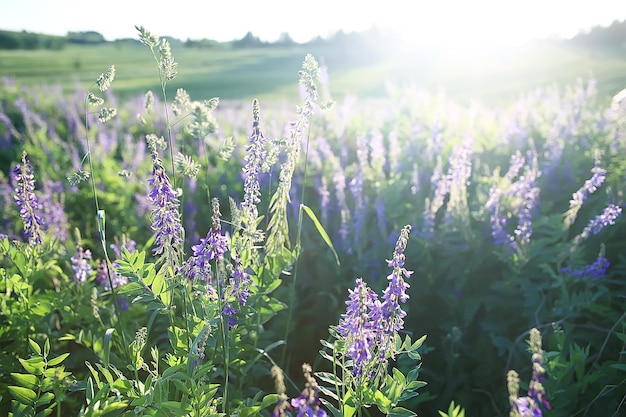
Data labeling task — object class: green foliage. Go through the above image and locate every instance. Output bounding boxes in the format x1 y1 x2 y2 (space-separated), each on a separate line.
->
8 338 72 417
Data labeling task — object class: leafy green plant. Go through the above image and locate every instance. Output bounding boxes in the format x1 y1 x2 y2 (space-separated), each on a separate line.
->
8 338 72 417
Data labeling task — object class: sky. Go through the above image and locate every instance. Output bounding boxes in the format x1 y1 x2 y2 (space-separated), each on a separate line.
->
1 0 625 47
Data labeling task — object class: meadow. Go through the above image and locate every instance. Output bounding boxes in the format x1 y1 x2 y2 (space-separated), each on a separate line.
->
0 26 626 417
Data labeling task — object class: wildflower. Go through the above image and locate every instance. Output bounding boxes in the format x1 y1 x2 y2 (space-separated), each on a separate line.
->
562 251 610 281
13 151 44 245
570 162 606 207
95 259 127 291
575 203 623 244
508 328 550 417
182 198 227 287
512 150 540 246
337 278 380 376
242 99 267 223
290 364 327 417
507 370 520 417
147 134 183 266
528 328 550 411
380 225 413 337
71 244 93 283
505 151 525 182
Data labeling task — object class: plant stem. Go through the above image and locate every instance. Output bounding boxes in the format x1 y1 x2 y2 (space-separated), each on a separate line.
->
281 123 312 369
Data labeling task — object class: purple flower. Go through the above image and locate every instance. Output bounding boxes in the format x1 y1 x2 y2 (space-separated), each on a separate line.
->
516 397 542 417
562 253 610 281
570 162 606 207
13 151 44 245
337 278 380 376
528 328 551 411
509 328 550 417
147 139 183 264
71 244 93 283
512 150 540 246
95 259 128 291
290 364 327 417
242 99 267 221
182 198 227 290
576 203 623 243
380 225 413 337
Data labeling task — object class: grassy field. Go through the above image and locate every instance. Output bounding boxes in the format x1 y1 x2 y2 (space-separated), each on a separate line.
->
1 39 626 105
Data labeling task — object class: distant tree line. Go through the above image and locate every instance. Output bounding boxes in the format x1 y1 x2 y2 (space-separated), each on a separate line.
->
569 19 626 49
0 30 66 50
0 30 111 50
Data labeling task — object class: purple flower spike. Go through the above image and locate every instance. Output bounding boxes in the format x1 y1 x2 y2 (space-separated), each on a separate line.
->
337 278 380 376
147 138 183 265
381 225 414 334
13 151 44 245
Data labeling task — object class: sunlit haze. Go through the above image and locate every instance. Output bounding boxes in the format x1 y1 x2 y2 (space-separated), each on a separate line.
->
1 0 624 49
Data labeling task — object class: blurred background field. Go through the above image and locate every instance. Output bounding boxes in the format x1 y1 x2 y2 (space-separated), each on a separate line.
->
1 27 626 106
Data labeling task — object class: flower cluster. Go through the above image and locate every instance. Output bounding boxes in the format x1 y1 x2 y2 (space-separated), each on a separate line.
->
13 151 44 245
570 162 606 207
337 278 380 377
574 203 623 245
486 150 541 253
71 243 93 283
242 99 267 223
146 134 184 266
182 198 228 291
337 225 414 378
289 364 327 417
95 259 128 291
561 251 610 281
508 328 551 417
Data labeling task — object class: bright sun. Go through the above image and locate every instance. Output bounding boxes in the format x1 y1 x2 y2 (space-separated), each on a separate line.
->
369 0 551 55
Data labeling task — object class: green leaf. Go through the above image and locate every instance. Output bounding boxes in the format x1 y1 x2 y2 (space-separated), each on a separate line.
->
10 373 38 390
388 406 417 417
410 335 427 351
160 401 192 415
46 353 69 367
610 364 626 372
392 368 406 386
28 339 42 356
319 398 342 417
315 371 343 386
301 204 340 265
19 357 45 376
406 380 427 390
103 328 115 367
8 385 37 406
372 389 392 413
36 392 54 407
116 282 145 295
259 393 280 409
35 407 54 417
43 338 50 358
